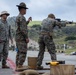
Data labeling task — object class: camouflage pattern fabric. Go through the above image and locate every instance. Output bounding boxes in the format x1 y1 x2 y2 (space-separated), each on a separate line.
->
37 18 62 66
0 41 9 65
16 14 29 66
0 19 12 41
0 19 12 65
16 41 27 66
40 18 61 36
37 35 56 66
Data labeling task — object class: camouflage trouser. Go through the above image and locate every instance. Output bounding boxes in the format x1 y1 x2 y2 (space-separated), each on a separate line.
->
16 41 27 66
37 35 56 66
0 41 9 65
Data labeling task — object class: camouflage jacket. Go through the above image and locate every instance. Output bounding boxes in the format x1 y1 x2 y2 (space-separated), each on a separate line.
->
0 19 12 41
40 18 64 36
16 13 29 41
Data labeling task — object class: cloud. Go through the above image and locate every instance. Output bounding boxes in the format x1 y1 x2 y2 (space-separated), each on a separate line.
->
26 0 76 21
0 0 76 21
0 1 10 11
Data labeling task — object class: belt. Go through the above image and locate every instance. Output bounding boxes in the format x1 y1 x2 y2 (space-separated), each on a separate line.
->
16 39 24 42
40 32 53 36
40 32 48 35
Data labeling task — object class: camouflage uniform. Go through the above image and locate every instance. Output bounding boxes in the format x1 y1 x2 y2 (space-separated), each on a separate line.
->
0 19 12 65
37 18 62 66
16 13 29 66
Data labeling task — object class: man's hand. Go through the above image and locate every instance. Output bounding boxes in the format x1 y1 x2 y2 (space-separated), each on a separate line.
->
26 38 29 43
28 17 32 22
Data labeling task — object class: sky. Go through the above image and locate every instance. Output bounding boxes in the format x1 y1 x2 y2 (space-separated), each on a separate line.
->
0 0 76 21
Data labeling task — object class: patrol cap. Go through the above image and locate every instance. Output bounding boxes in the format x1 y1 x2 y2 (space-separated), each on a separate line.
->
48 13 55 19
16 2 28 9
0 11 10 17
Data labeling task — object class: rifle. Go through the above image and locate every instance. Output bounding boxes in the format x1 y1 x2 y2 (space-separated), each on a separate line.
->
55 18 74 24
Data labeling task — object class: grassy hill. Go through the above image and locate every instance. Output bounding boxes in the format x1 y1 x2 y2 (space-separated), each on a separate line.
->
28 21 41 26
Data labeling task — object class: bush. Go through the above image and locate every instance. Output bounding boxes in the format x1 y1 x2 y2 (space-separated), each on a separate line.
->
65 36 76 41
31 24 41 30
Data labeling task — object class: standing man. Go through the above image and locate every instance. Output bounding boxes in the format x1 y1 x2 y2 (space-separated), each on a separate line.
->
16 2 32 70
37 14 66 69
0 11 13 68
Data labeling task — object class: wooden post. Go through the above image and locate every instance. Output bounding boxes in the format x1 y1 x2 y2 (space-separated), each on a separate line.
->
28 57 37 69
50 64 75 75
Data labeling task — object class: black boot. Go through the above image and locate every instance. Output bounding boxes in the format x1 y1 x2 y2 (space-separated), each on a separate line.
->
36 65 43 70
2 65 10 69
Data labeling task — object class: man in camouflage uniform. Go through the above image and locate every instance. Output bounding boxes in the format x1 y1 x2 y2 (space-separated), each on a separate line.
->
0 11 13 68
37 14 66 69
16 2 32 70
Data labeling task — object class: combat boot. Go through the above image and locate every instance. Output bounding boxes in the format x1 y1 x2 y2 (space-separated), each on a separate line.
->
36 65 43 70
16 65 29 71
2 65 10 68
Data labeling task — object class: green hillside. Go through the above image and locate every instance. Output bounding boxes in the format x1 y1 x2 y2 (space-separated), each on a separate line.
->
28 21 41 26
